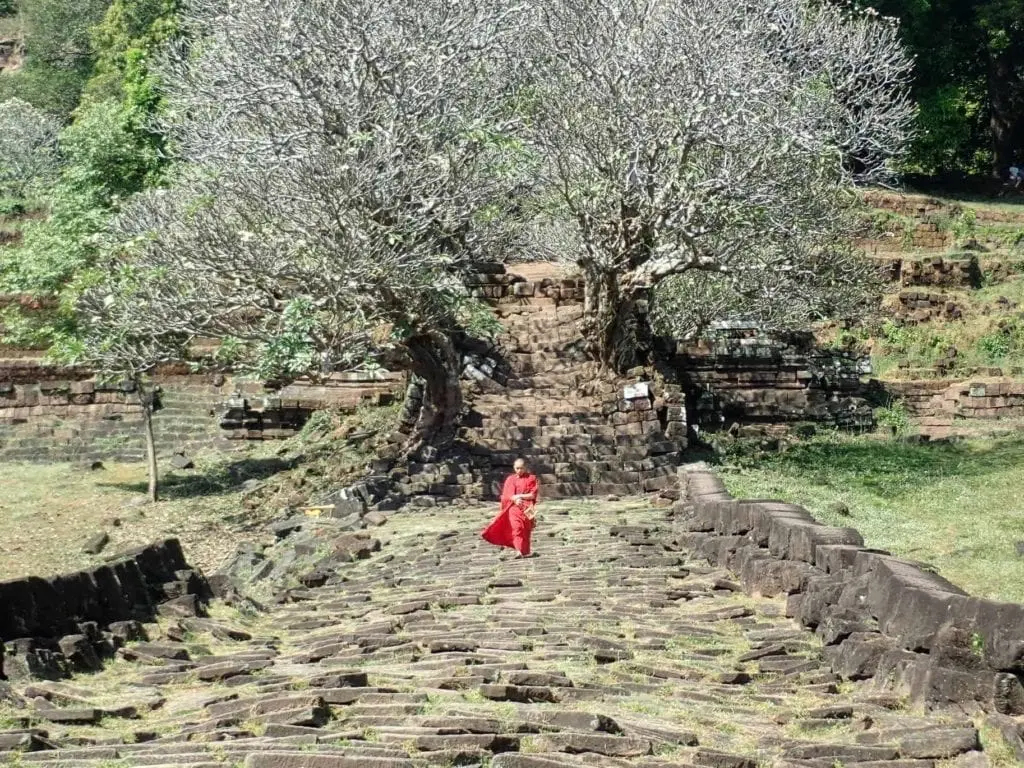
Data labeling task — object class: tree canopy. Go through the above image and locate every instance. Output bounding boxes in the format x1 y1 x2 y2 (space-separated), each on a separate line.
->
521 0 913 367
1 0 1019 453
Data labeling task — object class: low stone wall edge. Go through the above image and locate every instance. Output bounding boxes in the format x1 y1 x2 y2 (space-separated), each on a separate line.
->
674 466 1024 715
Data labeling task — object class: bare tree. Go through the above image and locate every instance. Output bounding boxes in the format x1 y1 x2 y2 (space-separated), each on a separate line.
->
0 98 60 200
108 0 530 458
52 268 193 502
522 0 915 369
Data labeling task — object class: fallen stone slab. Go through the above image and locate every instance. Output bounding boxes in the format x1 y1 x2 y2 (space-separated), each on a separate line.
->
127 642 191 661
529 733 653 756
737 644 787 663
386 600 430 616
243 754 414 768
18 746 124 762
0 731 53 752
491 756 581 768
714 672 752 685
516 709 621 734
83 532 109 555
899 728 980 759
504 671 573 688
195 659 272 681
783 743 900 761
139 670 195 686
619 720 699 747
400 733 520 752
21 682 95 706
32 708 102 725
693 749 757 768
57 635 103 672
479 684 557 703
413 716 504 734
426 639 479 653
157 594 203 618
181 619 252 642
308 671 370 688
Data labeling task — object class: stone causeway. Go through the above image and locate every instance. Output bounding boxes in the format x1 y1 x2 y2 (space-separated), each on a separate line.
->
3 464 1021 766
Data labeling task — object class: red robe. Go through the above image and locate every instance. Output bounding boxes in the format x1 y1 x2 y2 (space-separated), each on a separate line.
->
482 473 539 556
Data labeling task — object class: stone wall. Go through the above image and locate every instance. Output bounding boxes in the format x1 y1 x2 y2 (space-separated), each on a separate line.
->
0 359 406 463
870 253 983 289
893 289 963 323
0 538 210 681
465 266 586 301
678 468 1024 715
218 371 405 441
885 377 1024 419
667 325 874 433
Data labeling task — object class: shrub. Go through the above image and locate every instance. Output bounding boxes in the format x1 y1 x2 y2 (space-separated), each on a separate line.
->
875 399 910 436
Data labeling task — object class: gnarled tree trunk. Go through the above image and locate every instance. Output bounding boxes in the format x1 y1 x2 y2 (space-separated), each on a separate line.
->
581 266 652 373
400 330 463 461
988 46 1019 178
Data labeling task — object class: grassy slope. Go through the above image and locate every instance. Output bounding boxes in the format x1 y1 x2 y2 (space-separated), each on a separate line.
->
847 195 1024 379
0 405 396 581
722 433 1024 603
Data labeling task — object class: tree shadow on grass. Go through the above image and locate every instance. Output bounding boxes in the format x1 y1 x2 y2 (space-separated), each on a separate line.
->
739 434 1024 500
99 456 300 500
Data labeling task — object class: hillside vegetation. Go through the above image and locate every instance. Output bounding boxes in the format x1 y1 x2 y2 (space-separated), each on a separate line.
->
828 194 1024 382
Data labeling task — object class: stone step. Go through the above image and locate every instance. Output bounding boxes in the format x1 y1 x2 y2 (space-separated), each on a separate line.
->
463 417 613 430
460 425 618 440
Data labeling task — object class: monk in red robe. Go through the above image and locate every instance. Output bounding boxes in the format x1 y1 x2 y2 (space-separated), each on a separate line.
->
482 458 539 558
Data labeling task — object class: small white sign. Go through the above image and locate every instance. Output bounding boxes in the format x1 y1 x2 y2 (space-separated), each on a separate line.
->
623 382 650 400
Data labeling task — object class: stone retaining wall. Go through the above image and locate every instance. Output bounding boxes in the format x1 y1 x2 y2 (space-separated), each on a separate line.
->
894 289 962 323
0 539 210 681
884 377 1024 419
0 361 406 463
466 265 585 301
892 254 982 288
677 468 1024 714
668 326 874 433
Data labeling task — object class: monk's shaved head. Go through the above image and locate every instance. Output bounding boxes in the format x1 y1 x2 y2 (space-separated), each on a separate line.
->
513 458 527 474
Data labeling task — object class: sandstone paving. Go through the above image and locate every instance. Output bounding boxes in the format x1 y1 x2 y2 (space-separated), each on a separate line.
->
0 499 995 767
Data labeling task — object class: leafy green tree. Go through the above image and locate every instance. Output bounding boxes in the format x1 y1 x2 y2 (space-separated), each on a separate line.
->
0 0 177 345
0 0 112 117
52 264 192 502
0 97 60 201
864 0 1024 176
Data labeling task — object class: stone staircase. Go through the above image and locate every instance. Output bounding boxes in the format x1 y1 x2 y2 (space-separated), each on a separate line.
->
0 498 997 767
387 267 687 506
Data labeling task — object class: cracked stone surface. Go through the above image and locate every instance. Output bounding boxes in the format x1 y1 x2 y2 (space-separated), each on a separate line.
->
0 499 993 767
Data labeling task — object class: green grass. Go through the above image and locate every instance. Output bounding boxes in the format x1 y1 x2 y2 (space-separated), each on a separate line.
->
0 14 23 39
721 432 1024 603
0 403 398 580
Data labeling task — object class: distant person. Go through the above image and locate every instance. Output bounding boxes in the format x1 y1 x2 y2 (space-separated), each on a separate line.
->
482 458 539 558
1009 164 1023 189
